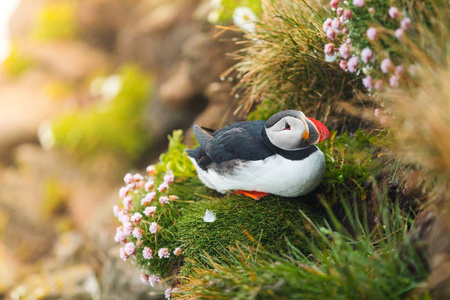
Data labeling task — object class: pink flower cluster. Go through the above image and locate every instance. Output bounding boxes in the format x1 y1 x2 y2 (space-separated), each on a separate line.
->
323 1 412 89
113 166 183 288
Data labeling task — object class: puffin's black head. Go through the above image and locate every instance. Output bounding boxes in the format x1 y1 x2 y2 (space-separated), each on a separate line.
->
264 110 331 150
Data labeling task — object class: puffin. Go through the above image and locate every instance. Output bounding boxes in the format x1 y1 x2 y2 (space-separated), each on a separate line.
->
186 110 331 199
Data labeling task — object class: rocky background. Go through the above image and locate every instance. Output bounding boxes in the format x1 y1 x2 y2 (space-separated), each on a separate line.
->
0 0 243 298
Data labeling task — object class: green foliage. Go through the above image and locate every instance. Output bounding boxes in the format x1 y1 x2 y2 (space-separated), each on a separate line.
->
233 0 363 125
32 1 78 41
1 44 34 77
317 130 389 204
212 0 263 23
177 190 324 275
177 197 428 299
52 64 153 164
156 130 197 178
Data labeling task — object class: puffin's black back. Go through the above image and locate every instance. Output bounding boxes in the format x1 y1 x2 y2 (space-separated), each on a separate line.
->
186 120 274 170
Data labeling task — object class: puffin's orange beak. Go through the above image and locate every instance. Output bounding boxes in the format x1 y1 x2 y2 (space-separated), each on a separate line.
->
307 117 331 143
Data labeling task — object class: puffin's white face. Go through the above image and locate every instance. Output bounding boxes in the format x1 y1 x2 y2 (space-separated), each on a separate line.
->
264 110 331 151
265 115 310 150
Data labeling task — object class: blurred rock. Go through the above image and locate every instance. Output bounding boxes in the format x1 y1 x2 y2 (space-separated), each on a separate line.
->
8 264 100 300
101 246 165 300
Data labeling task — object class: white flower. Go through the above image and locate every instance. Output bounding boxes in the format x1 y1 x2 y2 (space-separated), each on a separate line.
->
203 209 216 223
233 7 257 33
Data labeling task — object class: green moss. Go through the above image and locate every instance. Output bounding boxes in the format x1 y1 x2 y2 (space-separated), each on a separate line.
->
214 0 263 23
178 191 324 275
52 64 153 164
1 44 34 77
156 130 197 178
32 1 78 41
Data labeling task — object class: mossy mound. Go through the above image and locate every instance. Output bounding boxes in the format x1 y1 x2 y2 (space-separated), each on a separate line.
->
174 178 325 275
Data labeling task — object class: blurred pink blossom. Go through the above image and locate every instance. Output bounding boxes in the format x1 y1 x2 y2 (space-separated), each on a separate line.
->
339 43 350 59
131 212 142 223
380 58 393 74
140 274 149 285
164 174 175 184
159 196 169 206
389 75 400 88
337 7 344 16
113 205 121 217
374 80 384 90
158 182 169 192
330 0 339 10
323 18 332 32
339 60 347 70
331 18 341 31
142 192 156 206
120 247 128 261
146 165 156 176
353 0 365 8
360 48 373 64
389 7 399 19
149 275 160 287
326 28 336 40
366 27 378 40
368 7 374 14
150 222 159 234
133 173 143 182
123 196 133 209
123 221 133 236
144 206 157 217
395 28 404 39
158 248 170 259
395 65 405 76
362 76 373 89
132 227 143 239
347 57 358 73
124 242 136 256
174 247 182 256
114 227 126 244
145 181 154 192
143 247 153 259
124 173 133 184
400 17 411 29
343 9 352 20
324 43 335 56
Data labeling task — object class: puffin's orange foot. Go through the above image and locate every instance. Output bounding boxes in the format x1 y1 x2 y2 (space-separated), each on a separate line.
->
233 190 269 200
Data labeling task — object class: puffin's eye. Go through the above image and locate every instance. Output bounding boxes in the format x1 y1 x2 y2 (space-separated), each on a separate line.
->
284 123 291 130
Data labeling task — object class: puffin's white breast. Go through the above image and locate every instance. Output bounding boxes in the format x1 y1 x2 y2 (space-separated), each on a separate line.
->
189 149 326 197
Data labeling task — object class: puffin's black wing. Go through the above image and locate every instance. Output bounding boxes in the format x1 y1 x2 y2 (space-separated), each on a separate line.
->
186 121 274 170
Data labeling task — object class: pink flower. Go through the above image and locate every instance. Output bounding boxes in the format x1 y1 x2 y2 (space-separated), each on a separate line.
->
389 75 400 88
146 165 156 176
141 192 156 206
389 7 399 19
131 212 142 223
366 27 378 40
150 222 159 234
113 205 121 217
124 173 133 184
324 43 335 56
133 173 143 182
343 9 352 20
124 242 136 256
353 0 365 8
158 182 169 192
145 181 154 192
380 58 393 74
368 7 374 14
337 7 344 16
400 17 411 30
374 80 384 90
132 227 143 239
347 57 358 73
360 48 373 64
123 221 133 236
174 247 182 256
395 28 404 39
326 28 336 40
143 247 153 259
164 174 175 184
159 196 169 206
339 43 350 59
123 196 133 210
158 248 170 259
114 227 126 243
395 65 404 76
339 60 347 71
323 18 332 32
119 186 129 198
165 287 178 300
342 27 349 34
144 206 157 217
362 76 373 89
140 274 149 285
120 214 130 225
330 0 339 10
331 18 341 31
120 247 128 261
149 275 160 287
